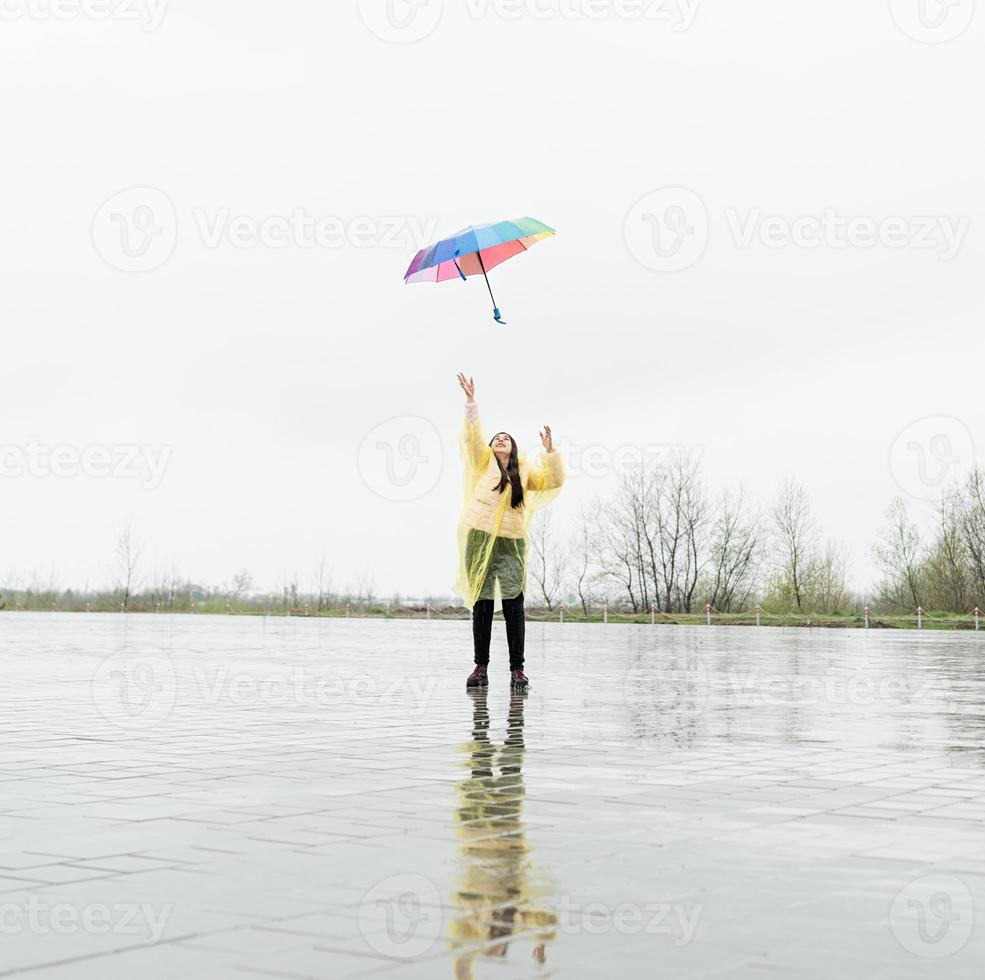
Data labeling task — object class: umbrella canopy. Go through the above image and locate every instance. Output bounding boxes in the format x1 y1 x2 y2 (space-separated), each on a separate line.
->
404 217 554 283
403 216 555 323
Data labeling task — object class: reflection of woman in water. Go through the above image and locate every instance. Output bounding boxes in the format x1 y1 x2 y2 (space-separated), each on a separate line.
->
455 373 564 690
450 690 557 978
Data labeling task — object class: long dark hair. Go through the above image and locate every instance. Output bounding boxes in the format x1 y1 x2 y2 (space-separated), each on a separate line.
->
490 432 524 509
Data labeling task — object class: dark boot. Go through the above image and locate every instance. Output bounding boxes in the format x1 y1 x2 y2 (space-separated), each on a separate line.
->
510 668 529 690
466 664 489 688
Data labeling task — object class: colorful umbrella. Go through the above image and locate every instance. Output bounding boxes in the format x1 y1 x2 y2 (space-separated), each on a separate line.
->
403 216 555 324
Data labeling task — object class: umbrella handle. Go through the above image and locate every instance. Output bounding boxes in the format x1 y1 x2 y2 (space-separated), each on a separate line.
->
452 251 468 282
475 249 506 325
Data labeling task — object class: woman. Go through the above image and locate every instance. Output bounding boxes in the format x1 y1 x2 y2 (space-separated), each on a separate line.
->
455 372 564 689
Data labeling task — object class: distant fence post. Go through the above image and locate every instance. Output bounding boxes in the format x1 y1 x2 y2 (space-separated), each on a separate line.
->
650 603 655 625
916 606 923 629
976 607 981 631
559 603 564 624
603 602 608 624
864 606 870 628
705 603 711 626
755 604 761 627
345 602 350 619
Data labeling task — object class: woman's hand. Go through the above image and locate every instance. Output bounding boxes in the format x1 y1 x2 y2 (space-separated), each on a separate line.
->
540 425 554 453
457 373 475 403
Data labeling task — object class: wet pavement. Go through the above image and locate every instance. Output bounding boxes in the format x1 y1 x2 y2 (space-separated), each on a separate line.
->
0 613 983 978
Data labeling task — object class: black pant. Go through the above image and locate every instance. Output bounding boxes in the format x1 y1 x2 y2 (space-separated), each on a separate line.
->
472 593 525 670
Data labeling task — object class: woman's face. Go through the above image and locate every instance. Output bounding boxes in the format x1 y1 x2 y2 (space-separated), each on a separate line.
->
490 432 513 455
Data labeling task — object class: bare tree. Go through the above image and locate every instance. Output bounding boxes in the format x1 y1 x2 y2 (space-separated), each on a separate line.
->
355 569 376 606
706 489 761 612
598 473 647 612
873 496 924 610
924 489 969 611
567 504 599 615
597 451 709 614
810 541 850 613
315 557 333 612
115 527 142 612
959 469 985 604
529 510 565 610
770 479 817 611
231 569 254 599
642 451 708 613
669 452 708 612
279 569 299 609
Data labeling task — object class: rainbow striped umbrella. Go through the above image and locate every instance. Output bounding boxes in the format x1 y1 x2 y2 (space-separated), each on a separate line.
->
403 216 555 324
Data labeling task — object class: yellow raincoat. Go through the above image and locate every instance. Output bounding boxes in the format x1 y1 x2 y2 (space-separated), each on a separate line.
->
454 401 564 609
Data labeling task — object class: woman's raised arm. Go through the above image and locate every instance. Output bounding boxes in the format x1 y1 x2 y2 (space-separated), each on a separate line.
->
457 372 485 471
524 424 564 491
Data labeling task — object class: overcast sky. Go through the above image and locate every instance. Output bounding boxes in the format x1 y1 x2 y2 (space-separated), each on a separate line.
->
1 0 981 599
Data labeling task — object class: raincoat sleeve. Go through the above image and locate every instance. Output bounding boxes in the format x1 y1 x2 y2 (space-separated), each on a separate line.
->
521 448 564 517
524 448 564 492
460 400 486 485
